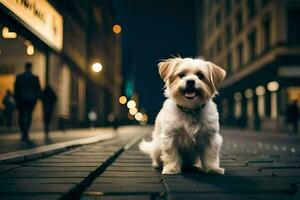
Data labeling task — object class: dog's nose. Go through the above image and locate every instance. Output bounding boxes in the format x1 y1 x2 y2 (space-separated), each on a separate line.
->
186 80 195 87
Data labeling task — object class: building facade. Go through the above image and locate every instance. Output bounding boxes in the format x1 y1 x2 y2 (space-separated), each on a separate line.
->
199 0 300 132
0 0 121 131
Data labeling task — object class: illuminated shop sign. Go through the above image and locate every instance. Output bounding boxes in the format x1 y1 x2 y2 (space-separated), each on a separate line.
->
0 0 63 51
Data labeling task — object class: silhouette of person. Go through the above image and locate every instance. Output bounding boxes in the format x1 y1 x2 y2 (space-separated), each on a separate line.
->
14 62 41 141
40 85 57 139
108 114 119 134
2 90 15 128
286 100 300 134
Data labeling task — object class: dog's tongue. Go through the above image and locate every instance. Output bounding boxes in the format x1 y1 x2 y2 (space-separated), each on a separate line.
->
184 91 196 98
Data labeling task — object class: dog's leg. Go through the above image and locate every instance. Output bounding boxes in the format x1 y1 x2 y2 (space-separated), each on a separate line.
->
199 133 225 175
194 155 203 170
160 135 182 175
151 145 162 168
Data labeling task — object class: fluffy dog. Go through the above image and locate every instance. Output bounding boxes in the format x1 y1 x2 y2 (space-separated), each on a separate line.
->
139 57 226 175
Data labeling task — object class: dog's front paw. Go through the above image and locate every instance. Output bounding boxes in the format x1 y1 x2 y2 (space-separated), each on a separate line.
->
194 159 203 170
162 165 181 175
204 167 225 175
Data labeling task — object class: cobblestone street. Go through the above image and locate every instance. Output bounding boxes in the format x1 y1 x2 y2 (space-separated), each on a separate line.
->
0 126 300 199
1 0 300 199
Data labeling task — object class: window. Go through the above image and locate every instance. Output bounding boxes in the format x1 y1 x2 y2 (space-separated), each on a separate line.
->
234 92 242 118
217 38 222 54
206 1 211 18
263 15 271 50
0 24 46 128
59 64 71 117
247 0 256 20
256 86 266 118
248 30 256 60
225 0 232 16
227 52 232 74
262 0 269 7
236 12 242 34
226 25 232 44
235 0 241 5
237 43 243 68
216 10 222 27
288 9 300 46
214 43 218 57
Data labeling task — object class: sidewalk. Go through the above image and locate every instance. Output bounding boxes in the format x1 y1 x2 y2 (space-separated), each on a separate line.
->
0 127 116 154
0 126 148 200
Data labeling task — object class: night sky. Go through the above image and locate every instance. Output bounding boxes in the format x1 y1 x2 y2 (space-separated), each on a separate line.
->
112 0 197 122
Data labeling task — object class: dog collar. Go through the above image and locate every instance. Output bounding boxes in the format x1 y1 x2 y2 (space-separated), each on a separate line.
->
176 104 206 116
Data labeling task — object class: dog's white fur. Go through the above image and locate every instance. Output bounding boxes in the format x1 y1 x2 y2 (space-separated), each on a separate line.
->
139 57 226 175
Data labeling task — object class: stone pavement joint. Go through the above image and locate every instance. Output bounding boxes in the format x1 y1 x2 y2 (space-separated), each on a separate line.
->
58 130 148 200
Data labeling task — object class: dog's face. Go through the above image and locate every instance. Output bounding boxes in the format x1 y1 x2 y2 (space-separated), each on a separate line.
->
158 57 226 108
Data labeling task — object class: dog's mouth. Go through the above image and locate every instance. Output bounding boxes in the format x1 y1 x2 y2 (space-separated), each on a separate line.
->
182 88 198 100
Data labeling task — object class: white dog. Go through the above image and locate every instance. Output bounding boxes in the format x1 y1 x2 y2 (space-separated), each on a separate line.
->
139 57 226 175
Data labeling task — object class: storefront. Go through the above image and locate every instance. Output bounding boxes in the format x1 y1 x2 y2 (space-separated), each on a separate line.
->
217 55 300 133
0 0 63 130
0 0 121 131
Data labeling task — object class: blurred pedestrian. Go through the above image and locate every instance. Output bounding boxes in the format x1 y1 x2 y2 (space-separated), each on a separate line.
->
40 85 57 140
88 110 97 128
2 90 15 128
14 62 41 141
286 100 299 134
108 114 119 134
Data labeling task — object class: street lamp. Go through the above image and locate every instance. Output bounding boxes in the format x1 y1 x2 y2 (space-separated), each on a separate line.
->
26 44 34 55
119 96 127 104
113 24 121 34
2 27 17 39
92 62 102 73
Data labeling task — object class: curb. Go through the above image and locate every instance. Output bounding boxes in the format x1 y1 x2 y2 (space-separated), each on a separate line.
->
0 132 115 164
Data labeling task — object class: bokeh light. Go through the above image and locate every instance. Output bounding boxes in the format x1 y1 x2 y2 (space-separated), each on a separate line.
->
127 100 136 109
255 85 266 96
267 81 279 92
129 107 138 115
26 45 34 55
113 24 122 34
92 62 102 72
244 89 254 99
134 112 143 121
119 96 127 104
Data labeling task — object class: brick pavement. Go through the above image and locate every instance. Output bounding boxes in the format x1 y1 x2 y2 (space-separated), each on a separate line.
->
0 127 300 199
0 126 149 200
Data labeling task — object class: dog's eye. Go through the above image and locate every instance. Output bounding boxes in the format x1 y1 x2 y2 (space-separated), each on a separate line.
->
178 73 185 78
197 72 204 79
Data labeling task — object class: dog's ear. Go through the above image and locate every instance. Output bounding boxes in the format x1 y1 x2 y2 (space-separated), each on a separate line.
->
158 58 181 82
207 62 226 90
